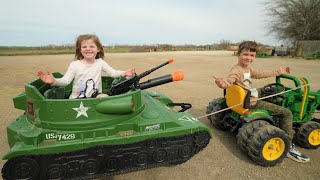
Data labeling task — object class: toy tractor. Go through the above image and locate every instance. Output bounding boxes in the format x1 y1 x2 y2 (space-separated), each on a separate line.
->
2 59 212 180
206 74 320 166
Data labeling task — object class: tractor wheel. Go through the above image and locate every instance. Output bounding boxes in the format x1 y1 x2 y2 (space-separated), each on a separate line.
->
296 121 320 149
206 98 229 131
247 125 290 166
236 120 270 153
312 117 320 124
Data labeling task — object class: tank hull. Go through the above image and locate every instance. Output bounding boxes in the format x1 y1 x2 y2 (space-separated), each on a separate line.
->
2 73 212 179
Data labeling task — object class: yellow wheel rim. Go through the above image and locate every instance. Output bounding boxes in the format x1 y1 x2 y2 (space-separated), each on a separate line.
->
262 138 285 161
308 129 320 146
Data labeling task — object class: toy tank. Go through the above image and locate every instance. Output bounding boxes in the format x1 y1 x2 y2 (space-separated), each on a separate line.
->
2 59 212 180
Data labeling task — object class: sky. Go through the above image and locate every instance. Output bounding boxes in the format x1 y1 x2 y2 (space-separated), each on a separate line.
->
0 0 281 46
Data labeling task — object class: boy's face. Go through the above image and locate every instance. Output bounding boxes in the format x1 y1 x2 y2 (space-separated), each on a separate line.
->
80 39 100 60
238 49 256 67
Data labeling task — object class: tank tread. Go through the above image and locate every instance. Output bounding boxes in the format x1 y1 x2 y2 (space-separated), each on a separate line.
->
2 131 210 180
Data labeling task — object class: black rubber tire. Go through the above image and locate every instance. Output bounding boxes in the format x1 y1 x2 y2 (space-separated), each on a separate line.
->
312 117 320 124
206 98 229 131
296 121 320 149
247 125 290 167
236 120 270 153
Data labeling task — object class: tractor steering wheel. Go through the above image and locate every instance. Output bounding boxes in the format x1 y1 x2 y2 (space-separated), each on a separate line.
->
262 83 285 95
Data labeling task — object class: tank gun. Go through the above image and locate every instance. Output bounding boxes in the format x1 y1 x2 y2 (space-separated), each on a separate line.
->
107 59 183 95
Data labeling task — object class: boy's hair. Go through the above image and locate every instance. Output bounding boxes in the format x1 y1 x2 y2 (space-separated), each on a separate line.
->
75 34 105 60
237 41 258 55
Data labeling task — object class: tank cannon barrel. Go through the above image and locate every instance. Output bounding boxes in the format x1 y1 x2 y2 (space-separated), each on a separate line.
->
107 59 177 96
137 59 174 79
138 71 184 90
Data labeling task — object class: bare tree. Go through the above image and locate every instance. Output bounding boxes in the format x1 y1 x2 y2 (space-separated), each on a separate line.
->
219 39 232 50
264 0 320 42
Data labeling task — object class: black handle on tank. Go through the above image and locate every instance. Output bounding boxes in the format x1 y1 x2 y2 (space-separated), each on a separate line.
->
107 59 174 96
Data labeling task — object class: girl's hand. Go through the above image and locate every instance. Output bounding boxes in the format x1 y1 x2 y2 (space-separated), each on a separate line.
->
279 67 290 74
124 68 136 77
37 70 56 85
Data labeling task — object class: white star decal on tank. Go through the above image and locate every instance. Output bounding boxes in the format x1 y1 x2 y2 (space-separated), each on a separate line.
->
72 101 91 118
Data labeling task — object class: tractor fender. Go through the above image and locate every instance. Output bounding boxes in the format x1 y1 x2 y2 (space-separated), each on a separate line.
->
240 116 275 125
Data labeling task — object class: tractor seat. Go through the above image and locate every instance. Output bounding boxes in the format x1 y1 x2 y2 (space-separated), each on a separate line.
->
44 86 65 99
225 84 251 115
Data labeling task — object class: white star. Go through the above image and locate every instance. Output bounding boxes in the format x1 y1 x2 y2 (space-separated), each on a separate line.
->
72 101 91 118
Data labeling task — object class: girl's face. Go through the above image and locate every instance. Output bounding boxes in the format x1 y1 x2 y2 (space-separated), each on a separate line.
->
80 39 100 60
238 49 256 67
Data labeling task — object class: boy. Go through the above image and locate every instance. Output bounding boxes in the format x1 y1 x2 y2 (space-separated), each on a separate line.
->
214 41 310 163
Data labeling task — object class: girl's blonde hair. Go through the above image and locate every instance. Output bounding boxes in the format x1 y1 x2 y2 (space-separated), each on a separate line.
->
75 34 105 60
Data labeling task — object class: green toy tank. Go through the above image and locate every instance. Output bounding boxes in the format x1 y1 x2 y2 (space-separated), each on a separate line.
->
2 60 212 180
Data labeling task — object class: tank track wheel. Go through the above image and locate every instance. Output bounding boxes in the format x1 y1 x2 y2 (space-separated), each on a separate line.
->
296 121 320 149
46 164 67 180
194 131 211 151
1 131 210 179
2 156 40 180
247 125 290 166
206 98 229 131
236 120 270 153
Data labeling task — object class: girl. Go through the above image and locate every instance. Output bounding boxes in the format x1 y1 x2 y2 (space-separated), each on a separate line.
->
37 34 135 99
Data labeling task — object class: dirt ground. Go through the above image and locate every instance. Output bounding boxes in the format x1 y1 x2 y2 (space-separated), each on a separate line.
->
0 51 319 180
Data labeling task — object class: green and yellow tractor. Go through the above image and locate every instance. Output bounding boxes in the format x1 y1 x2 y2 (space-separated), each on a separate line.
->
207 74 320 166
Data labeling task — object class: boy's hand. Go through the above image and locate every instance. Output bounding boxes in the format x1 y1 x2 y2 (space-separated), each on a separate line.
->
37 70 56 85
279 67 290 74
124 68 136 77
213 76 226 89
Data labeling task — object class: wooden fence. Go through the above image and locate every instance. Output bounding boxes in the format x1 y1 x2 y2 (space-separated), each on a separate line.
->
295 40 320 57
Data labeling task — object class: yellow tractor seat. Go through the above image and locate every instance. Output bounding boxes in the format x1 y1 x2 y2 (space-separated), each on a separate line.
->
225 84 251 115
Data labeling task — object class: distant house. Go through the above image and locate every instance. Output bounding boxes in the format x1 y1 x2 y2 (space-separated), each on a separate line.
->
259 46 274 55
226 46 238 51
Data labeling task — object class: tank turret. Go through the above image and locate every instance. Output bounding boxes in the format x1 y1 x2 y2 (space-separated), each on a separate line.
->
2 59 212 180
106 59 183 95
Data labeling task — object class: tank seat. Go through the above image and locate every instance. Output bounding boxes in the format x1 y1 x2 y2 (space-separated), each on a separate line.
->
43 86 65 99
225 84 251 115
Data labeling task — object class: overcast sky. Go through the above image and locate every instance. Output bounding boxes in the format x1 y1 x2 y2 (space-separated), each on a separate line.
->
0 0 281 46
